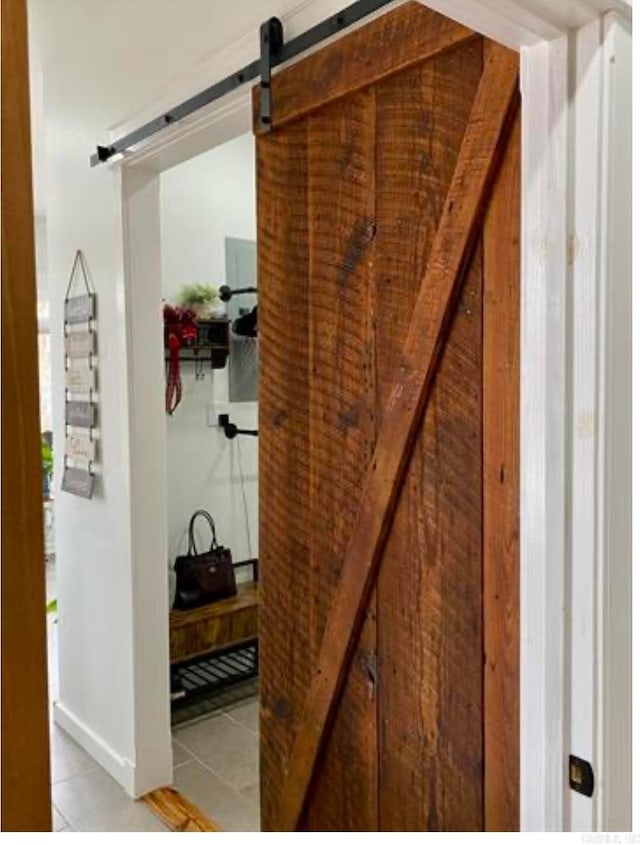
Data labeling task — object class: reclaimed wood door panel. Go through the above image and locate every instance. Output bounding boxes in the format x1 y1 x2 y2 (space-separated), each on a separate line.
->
374 38 485 832
256 1 520 832
482 108 521 832
303 91 378 832
258 120 312 831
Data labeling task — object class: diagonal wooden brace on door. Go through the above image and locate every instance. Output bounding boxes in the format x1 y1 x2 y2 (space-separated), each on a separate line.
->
275 43 520 832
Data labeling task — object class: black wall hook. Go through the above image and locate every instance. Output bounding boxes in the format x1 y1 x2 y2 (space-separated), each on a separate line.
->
219 285 257 302
218 413 258 440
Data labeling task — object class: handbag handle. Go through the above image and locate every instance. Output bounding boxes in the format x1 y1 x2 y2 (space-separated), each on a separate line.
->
187 509 219 556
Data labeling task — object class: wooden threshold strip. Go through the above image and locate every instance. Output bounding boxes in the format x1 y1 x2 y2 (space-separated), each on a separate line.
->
142 786 222 832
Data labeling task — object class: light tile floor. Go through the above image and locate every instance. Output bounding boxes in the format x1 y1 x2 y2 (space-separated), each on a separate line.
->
48 560 260 832
172 699 260 831
50 690 260 832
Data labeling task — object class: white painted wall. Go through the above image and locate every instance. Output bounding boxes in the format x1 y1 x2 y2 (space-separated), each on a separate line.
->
44 119 140 791
160 135 258 568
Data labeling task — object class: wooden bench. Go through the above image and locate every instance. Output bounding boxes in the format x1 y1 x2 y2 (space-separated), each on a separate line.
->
169 560 259 709
169 580 259 666
169 581 258 664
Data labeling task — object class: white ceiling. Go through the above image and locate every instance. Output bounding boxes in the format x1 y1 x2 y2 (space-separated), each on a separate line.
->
26 0 325 214
27 0 633 125
27 0 323 129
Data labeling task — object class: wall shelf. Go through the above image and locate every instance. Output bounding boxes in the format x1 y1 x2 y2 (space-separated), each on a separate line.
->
164 317 230 370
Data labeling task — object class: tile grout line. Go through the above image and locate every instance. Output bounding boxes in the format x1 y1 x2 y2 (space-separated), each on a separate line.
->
221 714 258 735
50 763 101 787
51 770 101 788
52 801 71 831
171 690 258 729
172 722 259 804
174 744 258 801
170 753 260 832
173 709 256 746
172 706 259 799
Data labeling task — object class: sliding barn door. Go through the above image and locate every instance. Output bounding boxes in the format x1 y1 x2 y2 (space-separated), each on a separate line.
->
256 1 520 831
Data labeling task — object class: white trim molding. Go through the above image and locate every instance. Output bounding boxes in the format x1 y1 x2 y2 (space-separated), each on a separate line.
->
121 165 174 799
519 34 570 832
566 11 632 832
569 16 604 833
53 701 137 795
595 11 632 832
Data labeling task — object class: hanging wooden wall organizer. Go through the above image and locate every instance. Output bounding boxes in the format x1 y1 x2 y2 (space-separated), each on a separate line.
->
61 250 98 499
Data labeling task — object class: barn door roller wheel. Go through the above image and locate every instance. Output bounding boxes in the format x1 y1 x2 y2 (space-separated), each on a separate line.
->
259 17 284 130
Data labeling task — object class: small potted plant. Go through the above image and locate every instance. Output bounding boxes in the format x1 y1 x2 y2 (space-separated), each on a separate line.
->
177 284 222 320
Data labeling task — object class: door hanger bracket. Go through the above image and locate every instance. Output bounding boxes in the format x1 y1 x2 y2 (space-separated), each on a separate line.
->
259 17 284 130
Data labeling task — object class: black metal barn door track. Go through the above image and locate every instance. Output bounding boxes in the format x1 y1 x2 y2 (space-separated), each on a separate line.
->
91 0 396 166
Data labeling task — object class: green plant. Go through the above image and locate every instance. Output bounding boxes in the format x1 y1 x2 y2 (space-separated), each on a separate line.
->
41 438 53 479
177 283 219 307
46 597 58 625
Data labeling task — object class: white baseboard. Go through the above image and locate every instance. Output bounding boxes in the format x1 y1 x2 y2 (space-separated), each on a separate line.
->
52 700 136 797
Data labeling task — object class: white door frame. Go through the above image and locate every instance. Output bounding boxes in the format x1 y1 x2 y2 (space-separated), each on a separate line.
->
114 0 631 828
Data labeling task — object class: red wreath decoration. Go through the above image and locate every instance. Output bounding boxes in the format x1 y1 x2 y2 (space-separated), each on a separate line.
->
164 304 198 414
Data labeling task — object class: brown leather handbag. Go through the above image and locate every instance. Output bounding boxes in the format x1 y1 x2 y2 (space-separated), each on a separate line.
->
173 510 237 610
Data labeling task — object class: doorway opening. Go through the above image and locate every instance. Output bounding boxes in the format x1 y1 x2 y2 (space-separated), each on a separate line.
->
157 133 260 829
